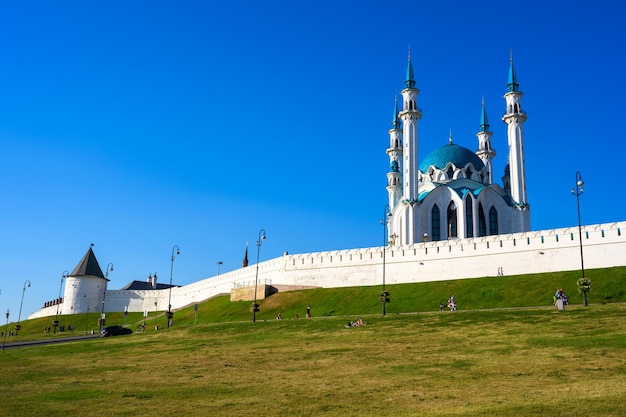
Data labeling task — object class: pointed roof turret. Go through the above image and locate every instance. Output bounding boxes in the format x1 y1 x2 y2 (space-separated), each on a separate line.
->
70 246 105 278
405 47 416 89
479 97 490 132
507 50 519 92
242 242 249 268
391 96 401 129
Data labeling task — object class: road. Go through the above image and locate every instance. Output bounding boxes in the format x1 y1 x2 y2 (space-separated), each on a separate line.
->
1 333 101 350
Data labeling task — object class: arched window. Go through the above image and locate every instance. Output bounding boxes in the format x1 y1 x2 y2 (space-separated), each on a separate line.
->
447 202 458 238
465 197 473 238
466 166 472 180
431 205 441 241
478 202 486 237
489 206 499 235
447 166 454 180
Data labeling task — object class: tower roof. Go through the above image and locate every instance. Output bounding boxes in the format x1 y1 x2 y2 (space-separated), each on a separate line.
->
479 97 490 132
391 96 401 129
405 49 416 89
507 51 519 92
70 246 105 278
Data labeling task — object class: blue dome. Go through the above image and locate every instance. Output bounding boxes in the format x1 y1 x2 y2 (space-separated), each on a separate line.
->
419 143 485 172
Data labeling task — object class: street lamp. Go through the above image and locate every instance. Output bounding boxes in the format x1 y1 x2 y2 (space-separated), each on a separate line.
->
86 306 90 335
2 309 9 350
100 263 114 330
571 171 588 306
54 271 69 333
168 245 180 327
252 229 267 322
380 206 392 316
217 261 223 276
15 280 31 335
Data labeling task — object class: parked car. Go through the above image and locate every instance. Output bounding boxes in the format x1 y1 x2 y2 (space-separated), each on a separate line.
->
101 325 132 337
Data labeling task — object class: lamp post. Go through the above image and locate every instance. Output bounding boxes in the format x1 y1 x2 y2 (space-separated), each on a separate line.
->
15 280 31 335
168 245 180 327
2 309 9 350
217 261 223 276
54 271 69 333
100 263 114 330
571 171 588 306
252 229 267 322
380 206 391 316
85 307 90 335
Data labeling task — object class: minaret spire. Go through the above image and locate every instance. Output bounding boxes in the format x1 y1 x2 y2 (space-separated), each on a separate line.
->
507 50 519 92
391 95 401 129
242 242 249 268
476 97 495 184
479 96 490 132
405 47 416 89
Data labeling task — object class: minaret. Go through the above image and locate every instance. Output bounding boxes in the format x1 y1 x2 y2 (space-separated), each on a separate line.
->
399 50 422 203
476 97 495 184
387 97 403 210
501 52 528 206
396 50 423 244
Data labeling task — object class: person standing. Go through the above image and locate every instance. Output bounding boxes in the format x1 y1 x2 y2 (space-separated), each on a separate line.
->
306 305 311 318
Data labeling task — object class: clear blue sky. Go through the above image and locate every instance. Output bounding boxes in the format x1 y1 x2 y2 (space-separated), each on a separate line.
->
1 1 625 320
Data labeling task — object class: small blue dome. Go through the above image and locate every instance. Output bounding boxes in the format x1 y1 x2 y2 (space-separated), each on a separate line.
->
419 143 485 172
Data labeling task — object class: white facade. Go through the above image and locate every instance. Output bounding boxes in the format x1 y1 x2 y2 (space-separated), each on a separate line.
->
387 53 530 245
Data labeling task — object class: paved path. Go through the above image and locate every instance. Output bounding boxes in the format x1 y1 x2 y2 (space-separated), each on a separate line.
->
2 333 101 350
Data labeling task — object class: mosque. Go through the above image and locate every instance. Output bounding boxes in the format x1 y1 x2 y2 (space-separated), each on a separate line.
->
387 52 529 246
29 54 626 321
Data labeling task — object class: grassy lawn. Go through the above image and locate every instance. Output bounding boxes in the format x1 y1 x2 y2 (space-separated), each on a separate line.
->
1 303 625 416
2 266 625 416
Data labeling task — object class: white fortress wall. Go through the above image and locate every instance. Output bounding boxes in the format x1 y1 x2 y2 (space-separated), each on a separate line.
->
31 305 59 320
28 221 626 318
278 221 625 288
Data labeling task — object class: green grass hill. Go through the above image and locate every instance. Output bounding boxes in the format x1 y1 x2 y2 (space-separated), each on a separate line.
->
7 266 626 340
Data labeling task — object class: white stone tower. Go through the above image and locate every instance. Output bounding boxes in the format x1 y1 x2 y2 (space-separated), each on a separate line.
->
397 51 422 244
62 246 107 315
501 52 530 231
386 97 403 211
502 53 528 206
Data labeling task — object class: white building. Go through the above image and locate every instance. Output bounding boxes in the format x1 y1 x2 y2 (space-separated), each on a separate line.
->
387 52 529 246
